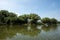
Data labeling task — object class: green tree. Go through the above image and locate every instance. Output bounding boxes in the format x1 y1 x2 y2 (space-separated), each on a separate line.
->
50 18 57 24
0 10 17 24
18 14 28 24
0 10 9 24
41 17 51 24
28 13 41 24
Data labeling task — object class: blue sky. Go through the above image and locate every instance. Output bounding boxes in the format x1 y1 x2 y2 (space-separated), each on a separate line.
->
0 0 60 21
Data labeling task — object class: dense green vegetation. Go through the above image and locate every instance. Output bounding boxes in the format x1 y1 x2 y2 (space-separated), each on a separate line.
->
0 10 58 25
41 17 58 25
0 10 59 40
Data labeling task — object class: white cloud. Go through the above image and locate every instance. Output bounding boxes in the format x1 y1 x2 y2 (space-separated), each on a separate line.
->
0 0 34 15
19 0 31 2
0 0 24 15
0 0 14 9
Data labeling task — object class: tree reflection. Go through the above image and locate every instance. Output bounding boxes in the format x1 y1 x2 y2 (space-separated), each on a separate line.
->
42 24 57 32
0 25 16 39
0 24 41 40
0 24 58 40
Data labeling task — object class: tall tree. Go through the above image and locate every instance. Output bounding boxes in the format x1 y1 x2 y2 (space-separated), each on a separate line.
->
28 13 41 24
50 18 57 24
41 17 51 24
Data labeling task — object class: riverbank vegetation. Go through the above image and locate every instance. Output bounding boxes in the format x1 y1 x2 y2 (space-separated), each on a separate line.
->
0 10 59 25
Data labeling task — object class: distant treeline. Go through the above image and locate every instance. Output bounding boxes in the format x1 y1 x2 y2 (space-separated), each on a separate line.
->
0 10 58 25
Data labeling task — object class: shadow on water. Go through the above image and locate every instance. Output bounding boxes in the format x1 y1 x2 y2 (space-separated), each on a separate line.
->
0 24 58 40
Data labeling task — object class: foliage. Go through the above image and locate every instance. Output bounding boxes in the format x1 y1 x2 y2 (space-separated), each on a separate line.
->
18 13 41 24
41 17 51 24
0 10 58 25
0 10 17 24
41 17 58 24
28 13 41 24
50 18 57 24
18 14 28 24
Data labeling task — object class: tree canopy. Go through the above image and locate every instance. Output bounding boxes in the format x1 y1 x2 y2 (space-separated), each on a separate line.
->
41 17 58 24
0 10 58 25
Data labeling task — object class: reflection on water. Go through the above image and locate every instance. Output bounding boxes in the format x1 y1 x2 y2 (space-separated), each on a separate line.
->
0 24 60 40
42 24 57 32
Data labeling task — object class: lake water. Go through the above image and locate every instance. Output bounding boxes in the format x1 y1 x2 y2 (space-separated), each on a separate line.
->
0 24 60 40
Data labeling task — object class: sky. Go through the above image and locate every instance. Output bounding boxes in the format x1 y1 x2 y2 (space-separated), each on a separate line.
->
0 0 60 21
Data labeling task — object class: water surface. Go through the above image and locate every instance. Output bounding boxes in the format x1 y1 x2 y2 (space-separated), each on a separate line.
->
0 24 60 40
